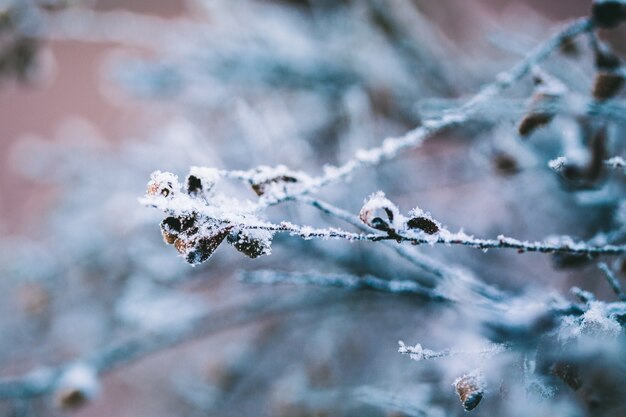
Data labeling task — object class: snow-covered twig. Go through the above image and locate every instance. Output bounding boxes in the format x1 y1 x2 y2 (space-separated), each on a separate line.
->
0 291 351 400
214 18 593 208
397 341 508 362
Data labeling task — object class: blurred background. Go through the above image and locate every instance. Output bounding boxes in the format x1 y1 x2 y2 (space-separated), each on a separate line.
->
1 0 625 416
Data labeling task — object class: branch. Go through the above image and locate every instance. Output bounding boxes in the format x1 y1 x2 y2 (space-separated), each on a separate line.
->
598 262 626 301
216 18 592 208
244 220 626 256
397 341 508 362
238 270 449 301
0 291 353 400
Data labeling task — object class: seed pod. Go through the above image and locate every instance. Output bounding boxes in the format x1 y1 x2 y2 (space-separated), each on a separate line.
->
591 0 626 28
227 231 272 259
454 373 484 411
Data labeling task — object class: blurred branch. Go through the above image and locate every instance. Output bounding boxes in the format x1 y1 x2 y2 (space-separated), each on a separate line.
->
238 269 448 301
598 262 626 301
0 291 353 400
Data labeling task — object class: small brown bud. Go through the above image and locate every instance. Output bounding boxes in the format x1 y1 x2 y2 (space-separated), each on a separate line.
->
492 153 520 176
559 36 579 57
454 373 484 411
160 217 182 244
174 228 230 265
518 111 554 137
251 175 298 196
406 216 439 234
227 231 271 259
592 71 624 100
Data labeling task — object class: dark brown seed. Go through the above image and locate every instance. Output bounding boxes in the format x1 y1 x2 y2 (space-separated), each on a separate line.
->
406 217 439 234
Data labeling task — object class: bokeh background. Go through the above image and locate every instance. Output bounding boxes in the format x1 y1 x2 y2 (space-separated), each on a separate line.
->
1 1 625 416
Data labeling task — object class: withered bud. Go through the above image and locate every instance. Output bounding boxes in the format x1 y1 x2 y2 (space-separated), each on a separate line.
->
174 228 230 265
187 175 202 195
454 373 484 411
227 231 272 259
146 171 179 198
359 191 400 231
591 0 626 28
251 175 298 196
185 167 220 197
492 153 520 176
160 217 182 244
406 216 439 234
518 101 553 137
592 71 624 100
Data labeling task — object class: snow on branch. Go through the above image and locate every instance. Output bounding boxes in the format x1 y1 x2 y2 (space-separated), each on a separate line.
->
397 341 508 362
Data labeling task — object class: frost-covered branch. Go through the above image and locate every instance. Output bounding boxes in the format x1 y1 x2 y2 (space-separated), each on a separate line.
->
205 18 593 208
397 341 508 362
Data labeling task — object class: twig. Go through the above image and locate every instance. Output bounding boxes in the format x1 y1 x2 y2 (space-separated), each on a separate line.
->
243 220 626 256
598 262 626 301
0 291 353 400
397 341 508 362
301 196 505 302
238 270 449 301
227 17 593 207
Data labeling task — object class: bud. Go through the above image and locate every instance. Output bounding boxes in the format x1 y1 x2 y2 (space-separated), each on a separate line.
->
591 0 626 28
592 72 624 100
406 216 439 235
227 230 272 259
517 68 566 137
359 191 401 232
454 373 484 411
146 171 179 198
174 228 230 265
